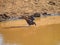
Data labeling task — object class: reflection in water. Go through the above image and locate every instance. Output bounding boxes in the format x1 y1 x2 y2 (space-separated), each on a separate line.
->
4 43 19 45
0 34 3 45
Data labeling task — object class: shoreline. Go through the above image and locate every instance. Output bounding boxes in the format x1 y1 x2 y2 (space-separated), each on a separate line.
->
0 16 60 28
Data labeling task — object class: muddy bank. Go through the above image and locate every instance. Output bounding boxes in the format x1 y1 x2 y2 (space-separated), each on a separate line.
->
0 16 60 28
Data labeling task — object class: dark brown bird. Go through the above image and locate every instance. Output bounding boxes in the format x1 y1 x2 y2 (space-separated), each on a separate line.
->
22 16 36 26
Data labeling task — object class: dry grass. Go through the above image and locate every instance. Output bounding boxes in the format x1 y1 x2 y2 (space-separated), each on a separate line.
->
0 0 60 16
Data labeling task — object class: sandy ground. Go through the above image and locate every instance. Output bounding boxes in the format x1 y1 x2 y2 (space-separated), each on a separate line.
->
0 16 60 45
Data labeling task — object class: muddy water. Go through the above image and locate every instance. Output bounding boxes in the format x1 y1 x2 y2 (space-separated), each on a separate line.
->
0 16 60 45
0 24 60 45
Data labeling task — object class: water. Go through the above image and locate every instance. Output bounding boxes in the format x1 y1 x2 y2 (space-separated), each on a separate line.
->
0 16 60 45
0 24 60 45
0 34 3 45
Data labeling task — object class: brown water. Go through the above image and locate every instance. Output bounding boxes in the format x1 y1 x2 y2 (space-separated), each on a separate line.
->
0 24 60 45
0 16 60 45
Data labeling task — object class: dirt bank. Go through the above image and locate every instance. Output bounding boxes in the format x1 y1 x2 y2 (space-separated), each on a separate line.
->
0 16 60 28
